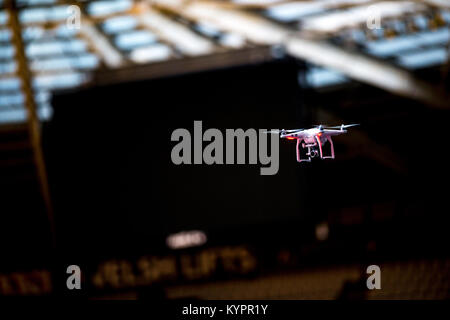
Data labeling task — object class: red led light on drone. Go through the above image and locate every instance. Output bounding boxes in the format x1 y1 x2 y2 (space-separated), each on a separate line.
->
286 137 296 140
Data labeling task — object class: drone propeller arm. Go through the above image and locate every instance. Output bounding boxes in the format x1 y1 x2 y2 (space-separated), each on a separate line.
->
324 124 359 130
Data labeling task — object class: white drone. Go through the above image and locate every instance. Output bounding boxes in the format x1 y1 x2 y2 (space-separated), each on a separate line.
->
265 124 359 162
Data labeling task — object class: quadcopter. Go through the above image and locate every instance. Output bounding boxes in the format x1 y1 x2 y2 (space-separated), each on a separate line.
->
265 124 359 162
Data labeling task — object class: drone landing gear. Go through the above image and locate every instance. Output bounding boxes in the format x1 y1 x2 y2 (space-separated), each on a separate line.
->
296 137 335 162
317 136 335 160
296 139 315 162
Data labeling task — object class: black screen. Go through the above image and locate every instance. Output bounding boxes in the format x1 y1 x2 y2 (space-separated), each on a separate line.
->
45 58 310 256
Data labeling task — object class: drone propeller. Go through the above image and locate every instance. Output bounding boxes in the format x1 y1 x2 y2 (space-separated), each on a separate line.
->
262 129 303 134
324 124 359 129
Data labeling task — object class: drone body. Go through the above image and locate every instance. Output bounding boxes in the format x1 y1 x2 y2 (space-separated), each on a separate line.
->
267 124 358 163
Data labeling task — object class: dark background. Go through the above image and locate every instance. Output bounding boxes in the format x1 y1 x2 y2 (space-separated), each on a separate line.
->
44 55 450 263
45 58 307 257
2 54 448 299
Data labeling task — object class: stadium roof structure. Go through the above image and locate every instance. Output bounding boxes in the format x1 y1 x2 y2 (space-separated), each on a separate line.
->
0 0 449 125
